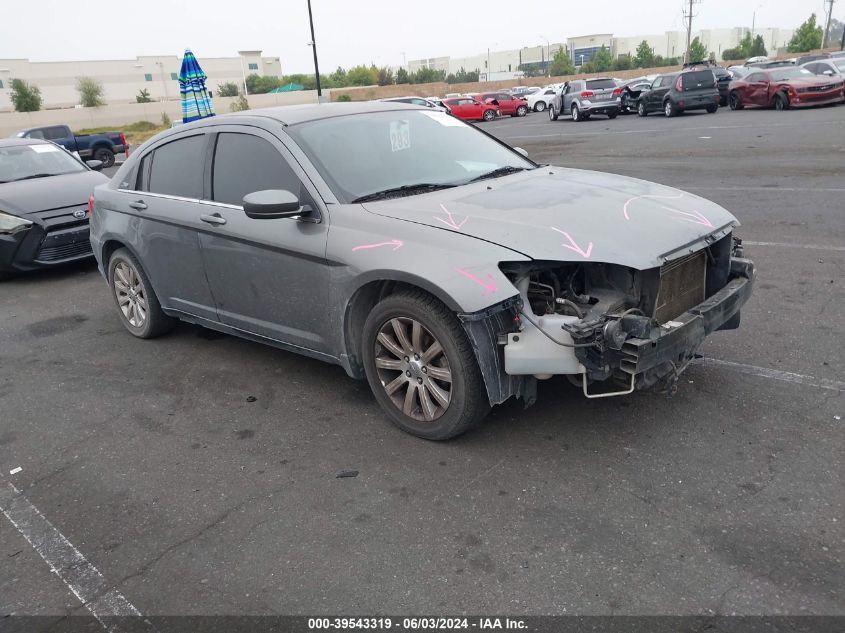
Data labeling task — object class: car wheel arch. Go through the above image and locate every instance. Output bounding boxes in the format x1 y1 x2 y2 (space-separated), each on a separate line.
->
341 276 464 379
101 238 166 308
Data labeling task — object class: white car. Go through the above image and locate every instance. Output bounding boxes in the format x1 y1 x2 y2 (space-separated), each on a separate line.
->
526 86 559 112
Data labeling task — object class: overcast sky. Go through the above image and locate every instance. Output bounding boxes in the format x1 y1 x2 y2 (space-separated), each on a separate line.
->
1 0 835 72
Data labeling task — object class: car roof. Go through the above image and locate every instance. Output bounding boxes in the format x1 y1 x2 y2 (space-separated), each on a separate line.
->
224 101 428 126
0 137 54 148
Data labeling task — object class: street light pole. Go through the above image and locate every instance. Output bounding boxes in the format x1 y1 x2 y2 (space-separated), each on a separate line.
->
307 0 322 98
540 36 550 76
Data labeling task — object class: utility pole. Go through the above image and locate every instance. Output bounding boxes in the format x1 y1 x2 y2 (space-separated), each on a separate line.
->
822 0 835 48
307 0 322 98
683 0 699 63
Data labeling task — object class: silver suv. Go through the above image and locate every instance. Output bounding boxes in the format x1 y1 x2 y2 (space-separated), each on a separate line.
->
549 78 621 122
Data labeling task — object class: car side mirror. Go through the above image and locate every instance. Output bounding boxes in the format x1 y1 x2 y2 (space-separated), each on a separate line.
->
85 159 104 171
243 189 303 219
513 147 528 158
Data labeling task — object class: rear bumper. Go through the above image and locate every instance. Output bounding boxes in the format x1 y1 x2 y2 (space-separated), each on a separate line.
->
0 222 92 273
582 98 621 113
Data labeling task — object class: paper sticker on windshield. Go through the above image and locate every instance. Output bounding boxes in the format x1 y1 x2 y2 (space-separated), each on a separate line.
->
420 111 464 126
389 120 411 152
30 144 61 153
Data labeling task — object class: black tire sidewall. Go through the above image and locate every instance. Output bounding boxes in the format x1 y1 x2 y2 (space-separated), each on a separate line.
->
94 148 115 168
361 294 487 440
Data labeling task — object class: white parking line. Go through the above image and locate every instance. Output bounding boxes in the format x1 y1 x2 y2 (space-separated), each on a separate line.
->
0 480 149 631
743 241 845 252
693 358 845 392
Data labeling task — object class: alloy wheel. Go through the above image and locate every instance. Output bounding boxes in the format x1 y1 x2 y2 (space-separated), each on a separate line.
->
374 317 452 422
113 262 147 328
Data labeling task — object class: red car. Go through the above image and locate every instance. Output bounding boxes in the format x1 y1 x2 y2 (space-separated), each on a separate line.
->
442 97 499 122
728 66 845 110
479 92 529 117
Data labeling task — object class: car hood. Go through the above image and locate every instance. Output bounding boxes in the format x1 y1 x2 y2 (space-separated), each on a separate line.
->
362 167 738 270
0 171 108 217
778 76 840 87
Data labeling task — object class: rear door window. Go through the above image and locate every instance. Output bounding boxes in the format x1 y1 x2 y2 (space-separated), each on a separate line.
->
211 133 301 207
147 135 206 199
586 79 616 90
681 70 715 89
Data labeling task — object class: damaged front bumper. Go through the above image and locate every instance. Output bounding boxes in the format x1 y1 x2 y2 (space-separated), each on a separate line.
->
567 257 755 394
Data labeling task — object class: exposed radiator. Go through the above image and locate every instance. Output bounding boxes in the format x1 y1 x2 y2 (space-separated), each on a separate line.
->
653 250 706 323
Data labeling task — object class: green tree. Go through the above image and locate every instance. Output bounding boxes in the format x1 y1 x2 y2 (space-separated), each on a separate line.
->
633 40 655 68
591 46 613 72
376 66 394 86
688 37 709 62
410 67 446 84
788 13 823 52
330 66 348 86
721 47 741 61
217 82 240 97
76 77 105 107
135 88 151 103
737 32 754 57
750 35 768 57
549 46 575 76
396 67 409 84
612 55 632 71
9 78 42 112
346 65 378 86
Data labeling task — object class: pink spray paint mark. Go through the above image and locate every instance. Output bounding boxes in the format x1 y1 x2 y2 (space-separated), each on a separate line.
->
352 239 404 252
623 193 685 220
660 206 714 228
551 227 593 259
435 204 468 231
454 268 497 296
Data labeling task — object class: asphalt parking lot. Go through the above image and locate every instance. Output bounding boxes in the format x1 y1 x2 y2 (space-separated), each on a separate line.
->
1 104 843 621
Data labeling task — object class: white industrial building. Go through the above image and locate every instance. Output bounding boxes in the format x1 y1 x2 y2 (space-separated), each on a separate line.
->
408 26 795 79
0 51 282 111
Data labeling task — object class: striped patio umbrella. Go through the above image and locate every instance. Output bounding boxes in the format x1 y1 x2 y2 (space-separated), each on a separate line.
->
179 49 215 123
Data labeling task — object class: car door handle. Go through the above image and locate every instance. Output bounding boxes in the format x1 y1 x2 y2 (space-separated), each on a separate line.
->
200 213 227 226
128 200 147 211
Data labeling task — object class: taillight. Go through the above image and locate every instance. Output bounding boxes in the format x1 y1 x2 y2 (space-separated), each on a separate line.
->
675 76 684 91
87 195 94 217
580 90 594 98
612 88 622 96
119 133 126 146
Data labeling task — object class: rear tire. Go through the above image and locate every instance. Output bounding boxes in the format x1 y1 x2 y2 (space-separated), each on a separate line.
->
361 290 490 440
482 109 496 121
108 248 175 339
534 101 546 112
93 147 116 168
729 91 744 110
774 92 789 111
516 105 528 117
571 103 582 122
705 104 718 113
607 110 618 119
637 101 648 117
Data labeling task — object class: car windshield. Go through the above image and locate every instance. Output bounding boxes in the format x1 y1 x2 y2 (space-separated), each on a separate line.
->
287 110 536 203
770 68 813 81
0 143 86 183
834 61 845 73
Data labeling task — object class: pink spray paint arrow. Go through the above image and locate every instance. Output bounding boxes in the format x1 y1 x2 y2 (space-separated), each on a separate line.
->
660 206 714 228
623 193 685 220
435 204 468 231
352 239 404 252
551 227 593 259
455 268 497 296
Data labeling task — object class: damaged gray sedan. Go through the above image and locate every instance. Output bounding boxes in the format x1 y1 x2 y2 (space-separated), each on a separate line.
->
90 102 754 439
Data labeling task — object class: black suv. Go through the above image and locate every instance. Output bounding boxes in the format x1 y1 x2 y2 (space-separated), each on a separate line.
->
684 60 731 105
637 70 720 117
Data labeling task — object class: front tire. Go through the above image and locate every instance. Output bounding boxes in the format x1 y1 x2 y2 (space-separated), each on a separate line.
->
361 291 490 440
93 147 116 168
774 92 789 111
637 101 648 117
729 91 744 110
534 101 546 112
108 248 175 339
607 109 618 119
664 100 677 117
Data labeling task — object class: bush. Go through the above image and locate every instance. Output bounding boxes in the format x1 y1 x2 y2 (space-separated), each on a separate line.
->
10 78 42 112
76 77 105 107
217 82 240 97
230 94 250 111
161 112 171 127
136 89 151 103
336 94 352 102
